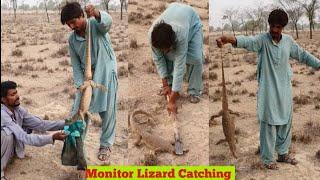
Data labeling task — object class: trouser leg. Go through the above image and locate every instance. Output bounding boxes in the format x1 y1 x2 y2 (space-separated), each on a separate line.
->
259 121 277 164
1 130 14 179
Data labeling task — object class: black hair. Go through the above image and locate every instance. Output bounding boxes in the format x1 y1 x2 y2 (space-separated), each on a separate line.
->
60 2 84 25
151 20 176 50
268 9 288 27
1 81 17 98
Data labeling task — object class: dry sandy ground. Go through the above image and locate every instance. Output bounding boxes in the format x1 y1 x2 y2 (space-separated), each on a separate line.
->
209 30 320 179
1 10 128 179
127 0 210 165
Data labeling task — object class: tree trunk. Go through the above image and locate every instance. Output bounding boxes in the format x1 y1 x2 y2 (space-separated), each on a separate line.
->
309 22 312 39
45 1 50 23
294 23 299 39
120 1 123 20
14 8 16 21
232 27 235 36
104 0 109 12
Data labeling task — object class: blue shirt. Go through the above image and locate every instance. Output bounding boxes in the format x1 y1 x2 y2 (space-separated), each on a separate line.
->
1 104 65 158
236 33 320 125
68 11 117 113
148 2 202 92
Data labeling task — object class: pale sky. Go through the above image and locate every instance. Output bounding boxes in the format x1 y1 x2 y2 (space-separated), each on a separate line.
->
8 0 120 7
210 0 274 28
209 0 318 28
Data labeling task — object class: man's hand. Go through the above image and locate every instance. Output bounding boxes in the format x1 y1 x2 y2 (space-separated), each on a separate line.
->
85 5 100 19
160 78 172 96
52 132 67 141
167 91 179 115
167 100 177 115
216 36 237 48
161 85 172 96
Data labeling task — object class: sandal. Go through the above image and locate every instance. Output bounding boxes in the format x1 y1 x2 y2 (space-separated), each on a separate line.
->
97 146 111 161
189 95 200 103
277 154 298 165
264 162 279 170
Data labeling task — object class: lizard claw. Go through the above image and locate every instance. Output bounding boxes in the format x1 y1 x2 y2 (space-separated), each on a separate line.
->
89 80 97 88
79 80 91 92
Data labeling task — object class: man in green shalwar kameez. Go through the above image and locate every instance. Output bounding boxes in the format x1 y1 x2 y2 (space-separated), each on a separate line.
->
216 9 320 169
148 3 204 114
60 2 118 174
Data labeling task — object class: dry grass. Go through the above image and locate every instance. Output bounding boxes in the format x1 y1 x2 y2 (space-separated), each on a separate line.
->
232 98 240 103
52 33 66 44
91 118 102 127
18 64 34 71
250 160 265 170
118 66 128 77
204 35 209 45
43 114 49 120
293 95 311 105
146 62 156 74
243 53 257 65
307 69 315 75
209 71 218 80
128 12 143 24
129 38 138 49
210 89 221 102
22 97 33 106
129 0 138 5
292 121 320 144
51 45 68 58
59 59 70 66
11 49 23 57
31 74 38 78
117 52 127 62
292 132 312 144
16 40 26 47
247 72 257 81
234 70 244 75
142 153 158 166
47 69 54 73
39 48 49 53
304 121 320 137
292 80 300 87
316 150 320 160
128 62 134 73
37 57 44 62
234 80 241 86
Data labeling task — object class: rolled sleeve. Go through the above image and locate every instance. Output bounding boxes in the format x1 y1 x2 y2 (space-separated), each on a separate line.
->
172 55 186 92
69 37 84 88
290 39 320 69
236 35 263 52
20 107 65 132
152 48 168 78
172 37 188 92
10 126 54 146
94 11 112 35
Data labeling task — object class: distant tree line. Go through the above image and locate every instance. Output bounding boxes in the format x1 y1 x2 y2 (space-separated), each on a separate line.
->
215 0 319 39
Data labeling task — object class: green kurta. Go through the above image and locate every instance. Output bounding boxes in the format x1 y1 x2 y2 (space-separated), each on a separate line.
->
68 11 118 148
148 2 203 94
236 33 320 125
68 11 118 114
